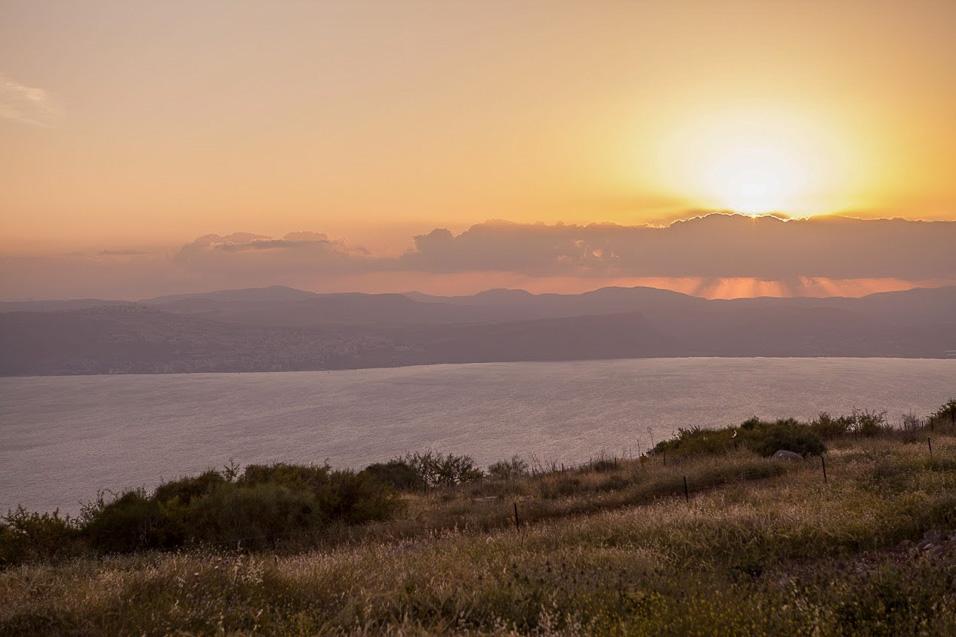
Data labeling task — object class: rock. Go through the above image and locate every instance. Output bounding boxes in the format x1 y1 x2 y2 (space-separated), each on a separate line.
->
771 450 803 461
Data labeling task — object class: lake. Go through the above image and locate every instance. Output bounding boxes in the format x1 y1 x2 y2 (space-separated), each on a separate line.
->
1 357 954 514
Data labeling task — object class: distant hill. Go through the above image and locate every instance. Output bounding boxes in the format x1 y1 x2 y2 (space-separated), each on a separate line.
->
1 285 954 375
0 298 129 313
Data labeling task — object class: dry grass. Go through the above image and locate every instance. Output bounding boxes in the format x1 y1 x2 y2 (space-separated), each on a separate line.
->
2 434 955 635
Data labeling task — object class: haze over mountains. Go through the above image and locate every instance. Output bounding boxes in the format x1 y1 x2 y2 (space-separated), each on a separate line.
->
1 284 954 376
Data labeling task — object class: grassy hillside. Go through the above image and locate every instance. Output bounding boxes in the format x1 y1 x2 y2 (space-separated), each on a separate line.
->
1 404 955 635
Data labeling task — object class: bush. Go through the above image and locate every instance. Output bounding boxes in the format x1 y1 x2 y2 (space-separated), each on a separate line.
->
487 456 529 481
654 426 736 458
319 470 404 524
238 463 332 492
360 460 425 491
930 399 956 429
810 412 854 439
182 483 320 548
0 508 81 567
851 410 890 437
153 469 228 505
74 463 403 555
742 419 826 457
82 490 184 553
405 451 483 488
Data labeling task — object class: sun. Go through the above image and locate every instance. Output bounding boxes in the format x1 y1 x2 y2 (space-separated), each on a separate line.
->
701 142 811 215
655 103 858 216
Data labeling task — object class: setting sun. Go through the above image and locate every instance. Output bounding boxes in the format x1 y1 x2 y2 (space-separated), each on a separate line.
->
699 142 813 215
654 104 860 216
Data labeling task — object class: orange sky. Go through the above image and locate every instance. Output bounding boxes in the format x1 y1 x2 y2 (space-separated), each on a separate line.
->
2 0 955 255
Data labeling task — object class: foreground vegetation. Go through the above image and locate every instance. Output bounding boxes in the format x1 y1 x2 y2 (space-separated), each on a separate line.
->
1 401 955 635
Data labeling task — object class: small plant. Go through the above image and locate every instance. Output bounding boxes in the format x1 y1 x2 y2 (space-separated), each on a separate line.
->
899 412 923 431
82 490 184 553
742 419 826 457
930 399 956 429
404 451 484 488
153 469 228 505
851 409 890 437
488 456 530 481
360 460 426 491
588 454 622 472
653 426 736 458
0 507 81 566
811 412 854 439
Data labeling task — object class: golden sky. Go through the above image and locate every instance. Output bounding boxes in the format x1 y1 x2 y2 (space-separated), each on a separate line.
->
2 0 956 253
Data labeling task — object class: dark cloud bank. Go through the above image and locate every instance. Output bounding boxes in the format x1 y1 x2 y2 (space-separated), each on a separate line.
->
2 214 955 299
177 214 955 280
404 215 956 279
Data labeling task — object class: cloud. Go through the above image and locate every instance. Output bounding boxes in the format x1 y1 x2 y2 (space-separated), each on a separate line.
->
2 215 955 299
399 214 956 280
98 249 149 257
0 74 60 127
173 232 374 275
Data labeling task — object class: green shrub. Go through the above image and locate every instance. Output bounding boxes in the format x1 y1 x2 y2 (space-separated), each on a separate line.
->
182 483 320 548
487 456 529 481
405 451 484 488
654 426 736 458
239 464 401 524
930 399 956 429
742 419 826 457
153 469 228 505
319 470 404 524
82 490 184 553
851 409 890 437
0 508 81 567
360 460 425 491
74 464 402 555
810 412 854 439
238 463 332 492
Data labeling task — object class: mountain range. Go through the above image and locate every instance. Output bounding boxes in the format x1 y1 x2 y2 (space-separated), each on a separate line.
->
1 285 955 376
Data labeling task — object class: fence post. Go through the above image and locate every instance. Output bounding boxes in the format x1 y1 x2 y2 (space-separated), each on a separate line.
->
683 476 690 502
928 437 934 459
821 455 828 484
513 501 520 531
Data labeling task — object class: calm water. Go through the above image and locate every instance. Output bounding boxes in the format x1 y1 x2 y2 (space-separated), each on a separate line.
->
1 358 954 514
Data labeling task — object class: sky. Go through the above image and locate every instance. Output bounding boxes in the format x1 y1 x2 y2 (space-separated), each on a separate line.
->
1 0 955 298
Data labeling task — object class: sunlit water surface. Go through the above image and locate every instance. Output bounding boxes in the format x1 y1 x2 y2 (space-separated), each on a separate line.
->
1 358 954 513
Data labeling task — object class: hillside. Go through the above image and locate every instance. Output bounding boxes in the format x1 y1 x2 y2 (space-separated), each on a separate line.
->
2 405 955 635
1 285 955 375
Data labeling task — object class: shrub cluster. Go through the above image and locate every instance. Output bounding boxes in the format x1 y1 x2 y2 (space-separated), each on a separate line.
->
0 508 83 567
930 399 956 429
810 409 891 438
1 463 402 566
654 417 827 459
487 456 530 481
652 401 956 461
359 460 425 492
360 451 485 491
740 417 826 456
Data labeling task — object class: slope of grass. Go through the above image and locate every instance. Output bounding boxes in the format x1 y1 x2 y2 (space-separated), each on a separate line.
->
2 432 955 636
